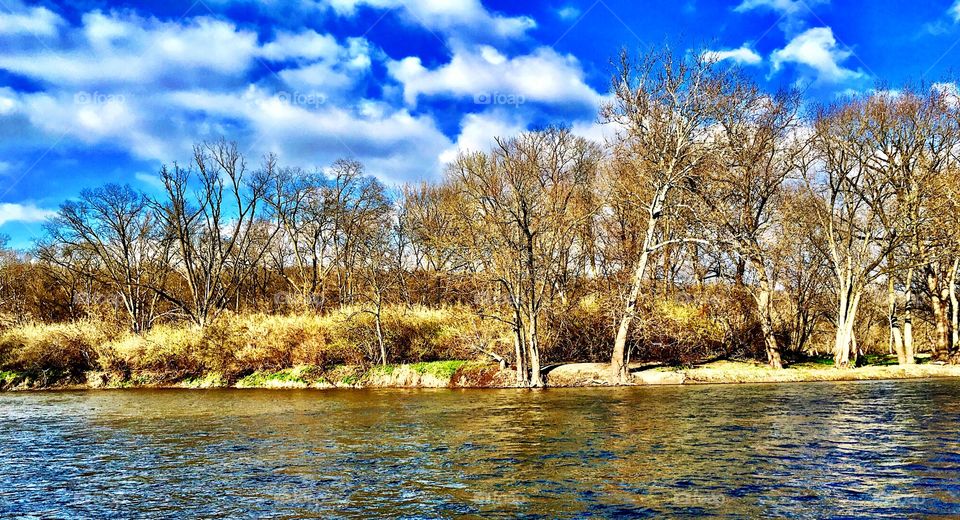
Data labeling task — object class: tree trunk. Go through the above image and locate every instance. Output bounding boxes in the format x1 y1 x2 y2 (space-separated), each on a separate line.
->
527 314 543 387
927 268 950 356
888 276 906 365
751 261 782 369
904 268 915 364
833 281 861 368
375 310 386 366
950 258 959 356
611 202 661 383
513 307 527 387
611 248 650 383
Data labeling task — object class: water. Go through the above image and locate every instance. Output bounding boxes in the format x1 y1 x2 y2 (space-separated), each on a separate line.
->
1 380 959 519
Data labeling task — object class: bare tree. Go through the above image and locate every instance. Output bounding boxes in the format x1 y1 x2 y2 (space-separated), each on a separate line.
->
264 158 334 311
693 81 804 368
601 47 728 381
808 96 908 367
150 140 274 327
40 184 168 333
450 127 600 387
327 160 391 307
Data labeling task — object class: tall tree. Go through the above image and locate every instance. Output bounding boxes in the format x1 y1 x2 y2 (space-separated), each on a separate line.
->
450 127 600 387
40 184 167 333
601 47 729 381
809 96 906 367
694 81 804 368
150 140 274 327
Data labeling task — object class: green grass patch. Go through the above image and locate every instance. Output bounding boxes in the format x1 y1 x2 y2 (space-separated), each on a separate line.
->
368 364 397 376
0 370 24 388
235 366 321 387
179 372 227 388
410 360 467 379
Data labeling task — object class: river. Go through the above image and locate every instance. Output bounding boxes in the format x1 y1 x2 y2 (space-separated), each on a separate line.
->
2 380 959 518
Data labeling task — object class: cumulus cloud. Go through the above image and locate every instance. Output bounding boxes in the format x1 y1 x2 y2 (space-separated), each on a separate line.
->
557 6 582 20
0 3 604 187
702 46 763 65
734 0 826 16
275 37 373 93
0 9 449 181
326 0 535 42
163 87 453 182
260 30 343 61
0 5 64 37
388 46 603 109
951 1 960 22
734 0 829 36
439 110 529 164
0 12 258 87
0 203 55 226
771 27 864 84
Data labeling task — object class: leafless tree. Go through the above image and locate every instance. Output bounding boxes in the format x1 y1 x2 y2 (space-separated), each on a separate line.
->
601 47 729 381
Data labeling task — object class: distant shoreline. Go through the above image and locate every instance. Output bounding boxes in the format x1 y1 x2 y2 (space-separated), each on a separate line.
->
5 360 960 392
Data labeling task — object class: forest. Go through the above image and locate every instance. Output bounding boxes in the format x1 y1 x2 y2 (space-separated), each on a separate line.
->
2 47 960 388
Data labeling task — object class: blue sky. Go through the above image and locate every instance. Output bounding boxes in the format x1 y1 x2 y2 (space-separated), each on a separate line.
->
1 0 960 248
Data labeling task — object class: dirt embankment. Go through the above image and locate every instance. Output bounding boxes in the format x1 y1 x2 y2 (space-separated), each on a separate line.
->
4 360 960 391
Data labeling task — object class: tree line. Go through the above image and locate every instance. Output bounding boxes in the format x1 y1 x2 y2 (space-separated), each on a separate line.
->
2 47 960 387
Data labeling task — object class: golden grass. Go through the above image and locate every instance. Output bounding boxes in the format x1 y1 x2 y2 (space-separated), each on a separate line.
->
0 305 510 388
675 360 960 384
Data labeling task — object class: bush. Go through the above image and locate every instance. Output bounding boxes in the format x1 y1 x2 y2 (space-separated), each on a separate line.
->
0 320 112 383
96 305 508 382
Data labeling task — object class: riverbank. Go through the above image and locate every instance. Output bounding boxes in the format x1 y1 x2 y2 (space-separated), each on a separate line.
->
4 358 960 391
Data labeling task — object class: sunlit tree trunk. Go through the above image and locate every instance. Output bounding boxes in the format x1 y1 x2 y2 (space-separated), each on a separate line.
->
950 258 959 356
904 268 916 364
527 312 543 388
750 258 783 369
926 266 954 356
513 304 528 387
888 276 906 364
834 277 862 368
611 200 660 383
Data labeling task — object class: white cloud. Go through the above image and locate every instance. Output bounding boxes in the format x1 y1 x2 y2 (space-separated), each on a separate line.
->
439 110 528 164
734 0 824 15
0 5 64 37
388 46 603 108
951 1 960 22
326 0 535 42
702 45 763 65
0 203 55 226
260 30 342 61
274 37 373 92
134 172 165 190
0 4 599 187
557 6 582 20
734 0 829 35
165 87 453 182
0 12 259 86
0 87 19 116
771 27 864 84
933 82 960 107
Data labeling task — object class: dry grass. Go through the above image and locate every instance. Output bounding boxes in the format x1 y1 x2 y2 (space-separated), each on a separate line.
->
0 305 510 388
675 360 960 384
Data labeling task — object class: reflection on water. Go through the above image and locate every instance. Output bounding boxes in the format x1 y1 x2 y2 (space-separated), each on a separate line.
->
1 380 959 518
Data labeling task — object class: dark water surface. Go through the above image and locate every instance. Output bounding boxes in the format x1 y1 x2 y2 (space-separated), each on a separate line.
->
2 380 959 518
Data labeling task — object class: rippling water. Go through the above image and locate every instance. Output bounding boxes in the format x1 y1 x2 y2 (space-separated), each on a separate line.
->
1 380 959 518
